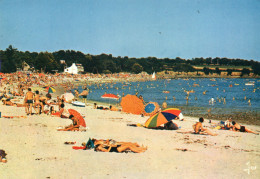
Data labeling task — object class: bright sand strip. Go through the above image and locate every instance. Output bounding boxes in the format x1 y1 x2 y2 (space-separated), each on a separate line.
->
0 103 259 179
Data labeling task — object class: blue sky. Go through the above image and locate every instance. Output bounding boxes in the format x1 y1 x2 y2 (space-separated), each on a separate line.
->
0 0 259 61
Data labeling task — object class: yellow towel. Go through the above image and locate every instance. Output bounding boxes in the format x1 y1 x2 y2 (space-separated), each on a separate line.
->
214 126 221 130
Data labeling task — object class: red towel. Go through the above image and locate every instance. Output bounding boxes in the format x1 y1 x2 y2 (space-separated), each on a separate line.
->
72 146 86 150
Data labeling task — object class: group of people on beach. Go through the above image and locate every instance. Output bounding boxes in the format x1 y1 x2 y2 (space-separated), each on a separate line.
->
191 117 259 135
1 72 259 158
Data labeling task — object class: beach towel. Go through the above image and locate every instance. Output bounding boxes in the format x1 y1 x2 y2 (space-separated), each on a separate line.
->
214 126 222 130
51 112 61 117
72 146 86 150
0 150 7 158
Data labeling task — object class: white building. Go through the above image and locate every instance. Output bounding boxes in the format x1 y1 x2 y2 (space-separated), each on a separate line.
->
64 63 78 74
76 64 84 74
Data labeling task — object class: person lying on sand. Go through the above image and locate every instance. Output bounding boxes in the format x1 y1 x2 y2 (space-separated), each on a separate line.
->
51 103 68 118
109 105 120 111
57 114 79 131
231 121 259 135
193 117 217 136
224 118 232 130
92 139 147 153
1 98 25 107
2 99 14 106
93 103 109 110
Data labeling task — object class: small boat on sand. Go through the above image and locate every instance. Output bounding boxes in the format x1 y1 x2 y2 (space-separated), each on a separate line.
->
71 101 86 107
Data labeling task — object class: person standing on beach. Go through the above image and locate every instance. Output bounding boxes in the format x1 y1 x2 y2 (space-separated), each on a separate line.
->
25 88 34 115
34 90 41 114
79 88 89 104
74 89 79 99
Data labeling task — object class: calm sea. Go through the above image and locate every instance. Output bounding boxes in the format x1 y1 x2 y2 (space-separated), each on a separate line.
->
76 78 259 115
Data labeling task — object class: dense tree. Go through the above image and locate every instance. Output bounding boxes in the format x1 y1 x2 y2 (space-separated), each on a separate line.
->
131 63 143 74
35 52 59 73
215 67 221 75
173 64 195 74
227 69 233 76
0 45 259 76
251 62 260 76
240 68 251 77
2 45 18 72
203 67 210 75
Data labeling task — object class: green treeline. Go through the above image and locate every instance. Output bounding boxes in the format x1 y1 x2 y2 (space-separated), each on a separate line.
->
0 45 260 76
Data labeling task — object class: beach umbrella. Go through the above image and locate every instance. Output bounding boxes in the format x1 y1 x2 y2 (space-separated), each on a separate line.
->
43 86 56 93
143 102 160 116
47 86 56 93
120 94 144 115
101 93 119 100
61 93 74 101
68 109 86 127
101 93 119 105
144 108 181 128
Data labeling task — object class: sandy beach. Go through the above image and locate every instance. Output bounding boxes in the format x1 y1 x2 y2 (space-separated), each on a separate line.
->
1 101 259 178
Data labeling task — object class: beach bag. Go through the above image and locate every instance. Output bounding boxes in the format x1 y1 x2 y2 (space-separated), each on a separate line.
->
165 122 178 130
0 150 7 158
84 138 95 150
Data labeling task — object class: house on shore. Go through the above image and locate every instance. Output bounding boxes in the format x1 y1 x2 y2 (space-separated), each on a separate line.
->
64 63 84 74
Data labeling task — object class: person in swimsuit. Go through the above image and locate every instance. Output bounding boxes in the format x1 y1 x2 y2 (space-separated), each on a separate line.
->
224 118 232 130
34 90 41 114
93 139 147 153
192 117 217 136
49 106 56 115
25 88 34 115
231 121 259 135
57 115 80 131
74 89 79 99
79 88 88 103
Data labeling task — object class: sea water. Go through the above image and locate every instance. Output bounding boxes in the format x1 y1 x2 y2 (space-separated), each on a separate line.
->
75 78 259 115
